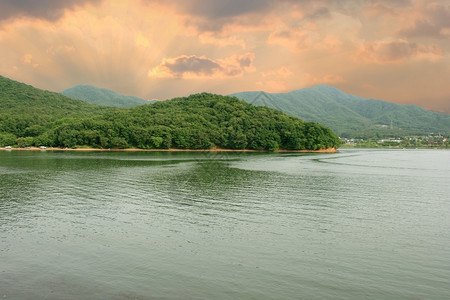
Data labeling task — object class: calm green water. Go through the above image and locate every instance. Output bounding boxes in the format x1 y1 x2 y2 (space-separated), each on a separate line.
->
0 149 449 299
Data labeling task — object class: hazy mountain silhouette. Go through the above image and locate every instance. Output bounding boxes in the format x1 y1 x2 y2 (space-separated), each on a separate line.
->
62 85 154 108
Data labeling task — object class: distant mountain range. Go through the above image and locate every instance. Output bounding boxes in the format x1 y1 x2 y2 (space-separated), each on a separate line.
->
230 85 450 138
62 85 154 108
60 83 449 138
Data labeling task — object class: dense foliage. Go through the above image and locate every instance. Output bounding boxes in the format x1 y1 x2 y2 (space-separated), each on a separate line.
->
0 76 340 150
0 76 106 137
231 85 450 138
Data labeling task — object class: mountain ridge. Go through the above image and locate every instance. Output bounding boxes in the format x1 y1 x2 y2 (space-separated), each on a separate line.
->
62 85 153 108
6 75 449 139
230 85 450 138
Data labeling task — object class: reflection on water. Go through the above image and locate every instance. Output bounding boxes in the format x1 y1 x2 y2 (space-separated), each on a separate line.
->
1 149 449 299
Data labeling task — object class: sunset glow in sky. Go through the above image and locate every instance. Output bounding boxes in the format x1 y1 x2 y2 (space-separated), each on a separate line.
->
0 0 449 113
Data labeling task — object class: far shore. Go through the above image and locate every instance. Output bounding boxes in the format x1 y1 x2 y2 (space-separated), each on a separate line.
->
0 146 338 153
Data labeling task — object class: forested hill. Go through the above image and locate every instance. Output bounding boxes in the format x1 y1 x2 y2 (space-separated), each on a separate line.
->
0 75 102 116
62 85 153 108
231 85 450 138
0 76 340 150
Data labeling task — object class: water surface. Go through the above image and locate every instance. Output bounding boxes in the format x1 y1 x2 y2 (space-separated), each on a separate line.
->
1 149 449 299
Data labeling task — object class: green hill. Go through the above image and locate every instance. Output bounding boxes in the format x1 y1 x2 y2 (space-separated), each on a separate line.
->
0 75 110 139
231 85 450 138
62 85 153 108
0 76 340 150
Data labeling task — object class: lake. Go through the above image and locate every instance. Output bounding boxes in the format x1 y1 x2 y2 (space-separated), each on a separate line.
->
0 149 449 299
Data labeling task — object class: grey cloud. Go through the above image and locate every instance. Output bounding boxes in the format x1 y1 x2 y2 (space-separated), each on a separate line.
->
166 0 274 32
165 56 223 77
359 39 442 63
271 30 292 40
401 20 443 37
148 0 274 19
399 3 450 38
180 0 273 19
180 0 412 32
304 7 331 20
366 0 412 8
377 40 417 62
149 53 254 79
237 56 252 68
0 0 101 21
145 0 334 32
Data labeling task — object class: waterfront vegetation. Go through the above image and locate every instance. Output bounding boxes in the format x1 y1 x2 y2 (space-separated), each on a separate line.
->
341 134 449 149
0 76 340 151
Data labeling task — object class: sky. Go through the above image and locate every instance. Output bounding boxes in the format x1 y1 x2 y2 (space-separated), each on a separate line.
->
0 0 449 113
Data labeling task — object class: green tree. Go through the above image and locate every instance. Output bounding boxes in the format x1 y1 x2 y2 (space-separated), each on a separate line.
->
0 133 17 146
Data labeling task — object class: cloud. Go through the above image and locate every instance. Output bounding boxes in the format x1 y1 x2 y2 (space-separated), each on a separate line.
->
150 0 344 21
0 0 101 22
304 73 346 86
148 0 348 33
362 0 450 40
398 1 450 39
173 0 273 19
267 28 312 52
22 53 39 68
1 0 449 113
139 0 274 32
262 66 293 78
357 39 443 64
0 1 188 93
135 33 150 48
361 83 375 90
363 2 401 18
198 33 246 49
257 66 293 92
148 53 255 79
0 0 340 27
256 80 288 93
441 27 450 37
263 3 363 53
22 53 32 64
303 6 331 20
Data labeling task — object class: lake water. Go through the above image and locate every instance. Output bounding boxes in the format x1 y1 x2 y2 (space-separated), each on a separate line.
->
0 149 449 299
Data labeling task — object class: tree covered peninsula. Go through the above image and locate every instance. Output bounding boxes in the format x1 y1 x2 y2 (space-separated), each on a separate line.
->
0 76 340 151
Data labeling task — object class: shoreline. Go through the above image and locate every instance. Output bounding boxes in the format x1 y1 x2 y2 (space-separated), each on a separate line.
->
0 147 338 153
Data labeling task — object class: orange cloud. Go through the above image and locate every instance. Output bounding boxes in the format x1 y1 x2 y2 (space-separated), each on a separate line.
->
0 0 449 113
265 7 361 53
257 66 294 93
198 33 246 49
256 80 288 93
304 73 346 86
148 53 255 79
22 54 33 64
361 83 375 90
22 54 39 68
135 33 150 48
0 1 190 92
262 66 293 78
